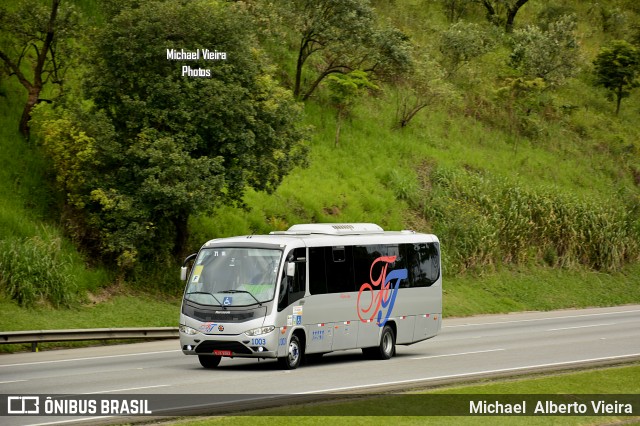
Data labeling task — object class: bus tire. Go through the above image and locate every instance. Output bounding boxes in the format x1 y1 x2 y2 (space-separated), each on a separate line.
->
376 325 395 360
278 334 302 370
198 355 222 368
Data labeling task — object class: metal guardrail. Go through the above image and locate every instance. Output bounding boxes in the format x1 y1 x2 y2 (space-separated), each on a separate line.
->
0 327 179 352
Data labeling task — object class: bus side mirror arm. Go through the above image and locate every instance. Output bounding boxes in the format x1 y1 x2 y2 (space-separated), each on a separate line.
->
181 253 198 281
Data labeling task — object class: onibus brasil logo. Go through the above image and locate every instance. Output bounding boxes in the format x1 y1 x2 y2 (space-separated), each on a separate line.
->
5 396 152 415
356 255 407 327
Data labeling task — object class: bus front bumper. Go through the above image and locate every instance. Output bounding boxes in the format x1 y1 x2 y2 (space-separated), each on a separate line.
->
180 329 280 359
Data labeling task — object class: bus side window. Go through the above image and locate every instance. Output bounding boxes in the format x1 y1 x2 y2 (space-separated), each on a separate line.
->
326 246 355 293
278 248 306 311
309 247 327 295
353 244 384 288
308 246 355 295
424 242 440 284
406 243 440 287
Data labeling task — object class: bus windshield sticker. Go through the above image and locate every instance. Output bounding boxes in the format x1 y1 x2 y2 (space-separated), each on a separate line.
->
192 265 203 282
356 256 408 327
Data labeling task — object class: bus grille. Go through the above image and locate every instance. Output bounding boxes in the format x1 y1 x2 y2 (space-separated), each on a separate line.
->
191 310 255 322
195 340 253 355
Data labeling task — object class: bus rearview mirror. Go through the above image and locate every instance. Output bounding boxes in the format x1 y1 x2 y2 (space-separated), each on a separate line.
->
287 263 295 277
180 266 188 281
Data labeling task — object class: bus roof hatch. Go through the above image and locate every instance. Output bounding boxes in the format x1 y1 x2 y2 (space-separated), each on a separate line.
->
271 223 385 235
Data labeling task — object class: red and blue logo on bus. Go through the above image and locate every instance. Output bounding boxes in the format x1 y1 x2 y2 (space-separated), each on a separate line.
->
356 256 407 327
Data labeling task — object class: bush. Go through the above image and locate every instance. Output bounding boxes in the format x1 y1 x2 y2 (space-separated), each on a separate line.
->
439 21 497 79
0 236 78 307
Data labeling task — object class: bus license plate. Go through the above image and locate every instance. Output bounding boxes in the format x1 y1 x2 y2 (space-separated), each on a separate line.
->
213 350 232 356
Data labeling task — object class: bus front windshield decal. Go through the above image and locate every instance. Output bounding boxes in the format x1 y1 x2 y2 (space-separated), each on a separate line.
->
357 256 408 327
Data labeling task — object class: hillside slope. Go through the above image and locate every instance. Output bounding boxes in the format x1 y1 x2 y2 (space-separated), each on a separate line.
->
1 0 639 330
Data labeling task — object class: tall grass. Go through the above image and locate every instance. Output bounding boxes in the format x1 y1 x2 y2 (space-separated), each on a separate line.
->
421 166 639 274
0 234 78 307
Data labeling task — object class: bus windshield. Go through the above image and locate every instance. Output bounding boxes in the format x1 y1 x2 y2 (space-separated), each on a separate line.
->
184 247 282 307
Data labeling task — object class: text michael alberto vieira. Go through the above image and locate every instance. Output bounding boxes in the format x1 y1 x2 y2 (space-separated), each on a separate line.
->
470 399 634 415
166 48 227 77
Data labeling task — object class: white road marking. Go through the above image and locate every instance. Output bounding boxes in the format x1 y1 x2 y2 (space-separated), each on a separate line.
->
23 417 115 426
411 348 504 360
298 352 640 394
444 308 640 328
547 323 615 331
0 350 181 368
82 384 170 394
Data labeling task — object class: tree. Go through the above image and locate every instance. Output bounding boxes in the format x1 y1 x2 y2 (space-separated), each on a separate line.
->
495 76 546 141
326 70 378 146
592 40 640 115
439 21 497 79
509 14 580 86
479 0 529 33
393 52 457 128
280 0 411 100
0 0 76 138
36 0 308 273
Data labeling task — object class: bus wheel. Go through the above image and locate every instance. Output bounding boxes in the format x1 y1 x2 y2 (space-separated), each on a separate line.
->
198 355 222 368
278 334 302 370
376 325 395 360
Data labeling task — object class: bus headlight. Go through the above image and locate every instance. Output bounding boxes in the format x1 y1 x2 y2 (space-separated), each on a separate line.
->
245 326 275 336
179 325 198 335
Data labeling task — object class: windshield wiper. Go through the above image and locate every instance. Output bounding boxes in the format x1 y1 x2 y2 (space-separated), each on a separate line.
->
218 290 262 306
186 291 223 307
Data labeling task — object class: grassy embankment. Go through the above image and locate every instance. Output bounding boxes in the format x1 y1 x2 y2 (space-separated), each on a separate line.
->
2 81 640 350
1 0 640 345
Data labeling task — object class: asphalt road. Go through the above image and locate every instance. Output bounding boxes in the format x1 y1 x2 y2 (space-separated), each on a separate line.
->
1 305 639 425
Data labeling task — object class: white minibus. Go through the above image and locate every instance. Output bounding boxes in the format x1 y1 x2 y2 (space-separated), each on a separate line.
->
179 223 441 369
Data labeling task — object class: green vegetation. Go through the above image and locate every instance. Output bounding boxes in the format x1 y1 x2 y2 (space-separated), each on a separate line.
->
278 0 412 100
0 0 639 326
166 364 640 424
0 234 78 307
0 292 178 352
444 264 640 316
0 0 78 137
593 39 640 115
425 167 638 273
34 0 308 276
